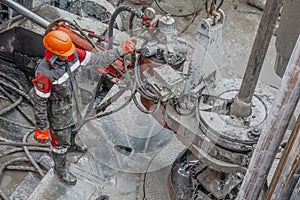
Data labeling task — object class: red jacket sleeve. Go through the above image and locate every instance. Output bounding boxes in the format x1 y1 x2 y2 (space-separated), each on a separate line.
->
31 74 52 98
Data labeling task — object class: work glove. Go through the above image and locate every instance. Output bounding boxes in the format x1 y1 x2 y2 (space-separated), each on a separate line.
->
120 37 137 54
34 129 50 143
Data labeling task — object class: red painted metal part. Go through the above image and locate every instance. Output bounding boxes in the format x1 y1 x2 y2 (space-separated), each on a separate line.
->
54 22 131 79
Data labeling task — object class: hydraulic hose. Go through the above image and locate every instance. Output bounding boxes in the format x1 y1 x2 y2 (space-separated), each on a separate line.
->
0 188 9 200
0 116 35 130
0 78 30 100
129 13 136 37
0 72 35 130
0 147 50 158
134 54 159 101
95 87 127 113
22 131 45 177
108 6 144 49
0 72 30 100
0 157 31 176
82 76 138 126
0 85 34 125
0 86 23 116
6 165 36 172
132 90 161 114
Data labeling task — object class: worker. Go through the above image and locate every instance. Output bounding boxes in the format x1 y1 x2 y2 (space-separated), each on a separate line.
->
29 30 136 185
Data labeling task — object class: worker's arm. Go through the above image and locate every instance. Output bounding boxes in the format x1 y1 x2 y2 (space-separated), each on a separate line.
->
29 73 52 130
78 37 137 68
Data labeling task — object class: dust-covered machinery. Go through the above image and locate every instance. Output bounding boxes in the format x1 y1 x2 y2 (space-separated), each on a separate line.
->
0 0 276 199
127 7 273 199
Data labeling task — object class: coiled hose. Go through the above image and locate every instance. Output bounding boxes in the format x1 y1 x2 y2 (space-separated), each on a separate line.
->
108 5 144 49
0 72 30 101
0 72 35 128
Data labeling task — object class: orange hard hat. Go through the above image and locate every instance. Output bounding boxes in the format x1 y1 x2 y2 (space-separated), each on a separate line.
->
43 30 75 57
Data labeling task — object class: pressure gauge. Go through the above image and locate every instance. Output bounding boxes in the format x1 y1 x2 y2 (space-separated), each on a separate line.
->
144 7 156 20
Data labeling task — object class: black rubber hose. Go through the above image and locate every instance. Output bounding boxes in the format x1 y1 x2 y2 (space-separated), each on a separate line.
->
0 147 50 158
6 165 37 172
132 91 161 114
134 55 159 101
0 86 23 116
129 13 136 37
0 85 34 125
0 79 30 101
0 188 9 200
0 141 49 148
83 94 132 123
22 131 45 177
95 88 127 113
108 6 144 49
0 72 30 101
82 79 137 125
0 116 35 130
0 157 30 176
0 157 49 178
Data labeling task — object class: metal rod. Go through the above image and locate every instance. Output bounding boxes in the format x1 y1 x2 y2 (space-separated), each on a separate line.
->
265 114 300 200
0 0 50 28
237 35 300 200
230 0 283 117
0 141 49 147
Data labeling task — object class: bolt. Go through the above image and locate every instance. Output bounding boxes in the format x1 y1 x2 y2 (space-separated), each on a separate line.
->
248 128 261 138
253 128 260 133
244 118 250 126
187 102 195 110
210 116 214 120
252 115 256 118
180 103 186 109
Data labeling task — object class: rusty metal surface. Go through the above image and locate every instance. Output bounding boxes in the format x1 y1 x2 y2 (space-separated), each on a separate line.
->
266 114 300 200
237 35 300 200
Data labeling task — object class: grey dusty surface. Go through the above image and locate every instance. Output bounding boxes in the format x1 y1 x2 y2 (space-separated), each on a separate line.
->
25 0 294 199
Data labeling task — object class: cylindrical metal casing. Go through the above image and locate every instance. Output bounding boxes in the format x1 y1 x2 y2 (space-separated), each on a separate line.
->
275 0 300 77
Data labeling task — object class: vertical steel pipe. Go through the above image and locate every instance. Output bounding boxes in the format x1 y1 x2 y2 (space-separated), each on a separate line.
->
237 35 300 200
0 0 49 28
265 114 300 200
230 0 283 117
